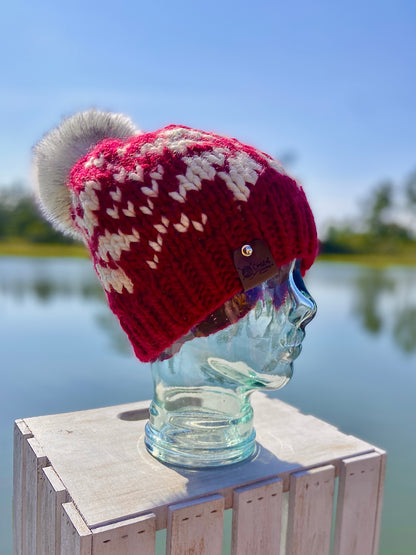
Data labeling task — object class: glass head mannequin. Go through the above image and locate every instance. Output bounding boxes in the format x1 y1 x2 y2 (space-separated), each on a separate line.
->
144 259 317 468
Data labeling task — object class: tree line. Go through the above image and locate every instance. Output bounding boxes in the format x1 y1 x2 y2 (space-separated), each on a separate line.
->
0 183 74 244
320 170 416 255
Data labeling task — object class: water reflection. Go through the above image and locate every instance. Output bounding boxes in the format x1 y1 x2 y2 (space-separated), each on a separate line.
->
393 307 416 353
1 273 105 303
353 270 395 334
95 312 133 356
353 266 416 353
0 258 129 355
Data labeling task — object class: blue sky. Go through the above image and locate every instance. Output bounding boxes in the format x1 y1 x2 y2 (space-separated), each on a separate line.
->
0 0 415 232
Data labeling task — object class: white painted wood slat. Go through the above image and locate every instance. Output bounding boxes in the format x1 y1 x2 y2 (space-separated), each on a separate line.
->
13 419 33 555
167 494 224 555
231 477 283 555
92 513 156 555
61 502 92 555
286 465 335 555
333 452 382 555
372 449 387 555
38 466 68 555
23 436 48 555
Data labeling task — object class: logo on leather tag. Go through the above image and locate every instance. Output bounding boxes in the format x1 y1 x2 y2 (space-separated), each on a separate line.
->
233 239 279 291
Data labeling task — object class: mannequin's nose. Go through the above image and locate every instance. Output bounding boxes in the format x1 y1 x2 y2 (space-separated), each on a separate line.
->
288 269 317 329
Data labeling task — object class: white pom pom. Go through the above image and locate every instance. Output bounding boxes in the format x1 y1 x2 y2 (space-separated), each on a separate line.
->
33 110 140 238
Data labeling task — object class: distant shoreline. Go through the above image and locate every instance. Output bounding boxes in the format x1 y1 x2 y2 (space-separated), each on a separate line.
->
317 252 416 267
1 240 415 267
0 240 88 258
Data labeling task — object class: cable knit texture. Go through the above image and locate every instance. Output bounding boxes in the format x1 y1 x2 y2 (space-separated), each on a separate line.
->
35 114 318 362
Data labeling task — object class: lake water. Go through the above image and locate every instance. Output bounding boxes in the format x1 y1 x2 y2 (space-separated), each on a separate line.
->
1 257 415 554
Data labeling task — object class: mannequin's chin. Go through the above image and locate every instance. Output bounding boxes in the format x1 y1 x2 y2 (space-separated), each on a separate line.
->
256 359 294 389
205 357 294 391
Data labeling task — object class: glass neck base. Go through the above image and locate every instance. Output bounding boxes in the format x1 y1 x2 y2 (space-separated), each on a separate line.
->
144 391 256 468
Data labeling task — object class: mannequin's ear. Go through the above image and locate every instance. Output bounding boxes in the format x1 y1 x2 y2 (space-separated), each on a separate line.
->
32 110 140 238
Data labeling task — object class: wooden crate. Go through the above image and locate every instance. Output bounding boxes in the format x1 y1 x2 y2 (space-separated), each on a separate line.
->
13 393 386 554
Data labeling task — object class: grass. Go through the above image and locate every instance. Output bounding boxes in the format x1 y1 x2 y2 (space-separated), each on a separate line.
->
0 239 88 258
318 252 416 267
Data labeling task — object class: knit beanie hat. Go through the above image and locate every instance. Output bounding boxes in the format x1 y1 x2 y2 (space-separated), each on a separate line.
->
33 110 318 362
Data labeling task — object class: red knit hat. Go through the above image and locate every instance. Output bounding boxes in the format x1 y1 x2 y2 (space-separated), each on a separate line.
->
33 110 318 362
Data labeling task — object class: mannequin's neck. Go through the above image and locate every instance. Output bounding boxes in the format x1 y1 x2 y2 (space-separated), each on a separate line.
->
145 381 256 468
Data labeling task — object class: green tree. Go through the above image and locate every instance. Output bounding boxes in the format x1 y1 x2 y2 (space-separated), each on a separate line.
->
404 171 416 238
0 184 74 244
365 181 393 236
405 171 416 205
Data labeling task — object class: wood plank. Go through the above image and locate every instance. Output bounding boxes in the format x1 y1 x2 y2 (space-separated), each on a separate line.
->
61 502 92 555
23 436 48 555
92 513 156 555
38 466 68 555
22 394 376 530
167 494 224 555
231 477 283 555
12 419 33 555
372 449 387 555
286 465 335 555
333 452 382 555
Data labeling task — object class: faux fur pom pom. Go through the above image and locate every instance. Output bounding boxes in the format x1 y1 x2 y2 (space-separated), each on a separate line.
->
32 110 139 238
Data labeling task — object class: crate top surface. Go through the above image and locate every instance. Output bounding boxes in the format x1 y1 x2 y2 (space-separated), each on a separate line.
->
22 393 376 530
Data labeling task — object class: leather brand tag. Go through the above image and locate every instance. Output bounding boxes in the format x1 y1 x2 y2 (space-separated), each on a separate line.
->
233 239 279 291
